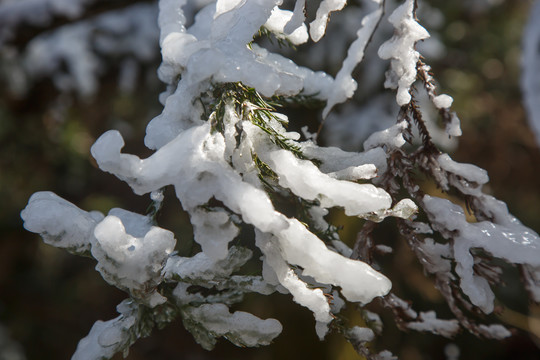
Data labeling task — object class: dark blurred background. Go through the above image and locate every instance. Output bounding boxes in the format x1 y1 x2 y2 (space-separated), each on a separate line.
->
1 0 540 359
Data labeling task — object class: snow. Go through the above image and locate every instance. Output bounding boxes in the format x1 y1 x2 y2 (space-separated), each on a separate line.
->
437 153 489 185
433 94 453 109
164 246 252 282
301 141 388 176
21 191 102 255
89 94 416 322
19 0 538 357
182 303 282 347
190 208 239 260
0 0 94 45
363 121 408 150
309 0 347 42
147 0 336 149
276 220 392 303
283 0 306 35
263 148 392 216
256 231 333 326
72 300 138 360
374 350 398 360
406 311 460 338
477 324 511 339
349 326 375 342
378 0 430 106
327 164 378 181
264 6 308 45
92 212 176 307
323 5 383 118
423 195 540 313
446 112 462 137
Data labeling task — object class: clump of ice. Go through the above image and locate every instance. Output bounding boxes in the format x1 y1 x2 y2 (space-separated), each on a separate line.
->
21 191 103 255
190 208 239 260
301 141 389 176
349 326 375 342
310 0 347 42
256 230 333 330
283 0 306 35
477 324 511 339
378 0 430 106
438 153 488 184
264 5 308 45
407 311 460 338
164 246 252 282
92 210 176 307
445 112 462 137
363 120 408 150
263 148 392 216
437 153 488 194
72 300 139 360
433 94 453 109
182 303 282 348
423 195 540 313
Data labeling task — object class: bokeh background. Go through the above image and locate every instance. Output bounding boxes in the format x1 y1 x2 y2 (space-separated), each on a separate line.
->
1 0 540 359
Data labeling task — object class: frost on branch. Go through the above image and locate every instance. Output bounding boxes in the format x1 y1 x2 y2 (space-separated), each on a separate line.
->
19 0 540 358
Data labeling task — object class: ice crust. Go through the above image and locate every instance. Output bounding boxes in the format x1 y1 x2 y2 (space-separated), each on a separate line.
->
445 112 462 137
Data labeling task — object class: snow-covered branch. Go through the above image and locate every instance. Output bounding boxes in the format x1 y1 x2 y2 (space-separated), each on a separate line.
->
18 0 540 358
